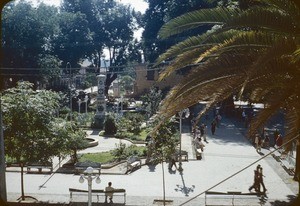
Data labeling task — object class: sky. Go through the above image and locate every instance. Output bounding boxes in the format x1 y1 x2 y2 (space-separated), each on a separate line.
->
28 0 148 13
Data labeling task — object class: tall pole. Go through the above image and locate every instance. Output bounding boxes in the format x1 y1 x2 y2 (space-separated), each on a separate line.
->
161 153 166 206
178 113 183 172
87 175 92 206
0 97 7 202
79 167 101 206
178 109 189 173
67 62 72 121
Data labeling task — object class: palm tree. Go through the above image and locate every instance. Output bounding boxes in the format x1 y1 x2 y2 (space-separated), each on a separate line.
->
155 0 300 200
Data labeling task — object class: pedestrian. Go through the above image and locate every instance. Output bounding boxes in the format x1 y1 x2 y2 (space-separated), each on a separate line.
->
194 137 205 160
258 165 267 193
263 134 270 148
200 123 208 143
168 153 177 170
194 137 205 152
249 165 261 192
105 182 114 203
255 134 261 152
216 114 222 127
276 134 283 147
211 120 217 135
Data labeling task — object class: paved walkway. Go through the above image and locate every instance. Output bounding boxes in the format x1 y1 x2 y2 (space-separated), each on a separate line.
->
5 116 298 205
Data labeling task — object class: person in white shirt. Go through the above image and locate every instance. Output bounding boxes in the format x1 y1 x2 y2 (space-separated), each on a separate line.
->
105 182 114 203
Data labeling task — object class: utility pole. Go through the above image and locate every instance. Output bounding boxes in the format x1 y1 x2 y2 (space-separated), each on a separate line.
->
0 98 7 202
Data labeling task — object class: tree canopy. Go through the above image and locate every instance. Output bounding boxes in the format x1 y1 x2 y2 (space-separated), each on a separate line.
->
1 81 88 200
142 0 215 62
1 0 142 91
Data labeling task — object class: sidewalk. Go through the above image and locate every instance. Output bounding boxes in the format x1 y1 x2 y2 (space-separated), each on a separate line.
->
6 116 298 206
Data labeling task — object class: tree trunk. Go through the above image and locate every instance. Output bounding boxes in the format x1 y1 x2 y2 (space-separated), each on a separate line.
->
0 100 7 202
294 140 300 201
105 73 117 95
20 162 25 201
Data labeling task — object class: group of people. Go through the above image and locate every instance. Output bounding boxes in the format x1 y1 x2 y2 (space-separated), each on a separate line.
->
254 133 271 152
192 123 209 160
249 164 267 194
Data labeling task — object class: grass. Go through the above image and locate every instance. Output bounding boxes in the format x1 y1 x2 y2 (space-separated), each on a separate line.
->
78 145 147 164
79 151 114 164
139 129 149 140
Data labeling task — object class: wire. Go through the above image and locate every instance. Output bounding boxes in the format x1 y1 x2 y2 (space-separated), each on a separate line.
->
178 133 299 206
0 66 164 76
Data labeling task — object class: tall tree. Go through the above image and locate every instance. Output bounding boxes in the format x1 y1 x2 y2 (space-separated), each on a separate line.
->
52 11 93 68
1 81 87 200
142 0 214 63
61 0 142 93
156 0 300 201
1 2 59 85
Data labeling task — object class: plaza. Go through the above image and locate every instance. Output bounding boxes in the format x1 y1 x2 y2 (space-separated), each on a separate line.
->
5 116 298 206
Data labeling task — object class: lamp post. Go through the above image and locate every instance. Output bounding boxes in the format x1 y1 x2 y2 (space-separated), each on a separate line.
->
79 167 101 206
0 97 7 202
178 108 190 172
66 62 72 121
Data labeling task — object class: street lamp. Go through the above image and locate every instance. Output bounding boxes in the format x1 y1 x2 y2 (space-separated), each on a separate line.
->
66 62 72 121
79 167 101 206
178 108 190 172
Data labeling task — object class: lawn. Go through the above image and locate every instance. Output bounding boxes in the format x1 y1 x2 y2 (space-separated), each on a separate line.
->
78 145 147 164
79 151 114 164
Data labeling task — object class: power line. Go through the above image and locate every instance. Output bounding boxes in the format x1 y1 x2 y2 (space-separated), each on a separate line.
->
0 66 165 76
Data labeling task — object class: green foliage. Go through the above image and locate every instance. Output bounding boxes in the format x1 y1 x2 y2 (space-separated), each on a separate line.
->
142 0 214 62
119 75 134 94
1 0 142 90
110 143 127 161
37 54 62 85
79 152 115 164
1 81 60 163
1 81 88 164
104 113 117 135
116 112 145 138
141 87 163 117
148 119 179 163
110 143 146 161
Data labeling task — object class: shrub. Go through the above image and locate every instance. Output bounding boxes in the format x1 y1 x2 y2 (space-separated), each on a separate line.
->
104 113 117 135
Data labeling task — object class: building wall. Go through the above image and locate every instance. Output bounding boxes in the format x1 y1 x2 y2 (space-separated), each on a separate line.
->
133 64 183 97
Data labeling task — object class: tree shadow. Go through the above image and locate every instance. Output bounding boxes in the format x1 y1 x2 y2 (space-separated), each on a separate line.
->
147 164 157 172
174 171 195 196
90 129 101 135
269 195 298 205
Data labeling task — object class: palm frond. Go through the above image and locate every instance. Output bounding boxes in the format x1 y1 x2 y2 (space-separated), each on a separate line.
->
159 74 244 121
283 106 300 152
158 48 208 81
259 0 300 19
226 7 300 35
292 48 300 63
248 90 291 137
158 8 240 39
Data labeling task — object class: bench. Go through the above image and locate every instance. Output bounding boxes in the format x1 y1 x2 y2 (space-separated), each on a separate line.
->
281 158 295 176
126 156 142 173
27 162 53 173
69 188 126 203
205 191 260 206
195 149 203 160
176 150 188 161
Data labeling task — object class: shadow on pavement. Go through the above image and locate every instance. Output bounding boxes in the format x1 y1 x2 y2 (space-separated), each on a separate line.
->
174 172 195 197
269 195 299 206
